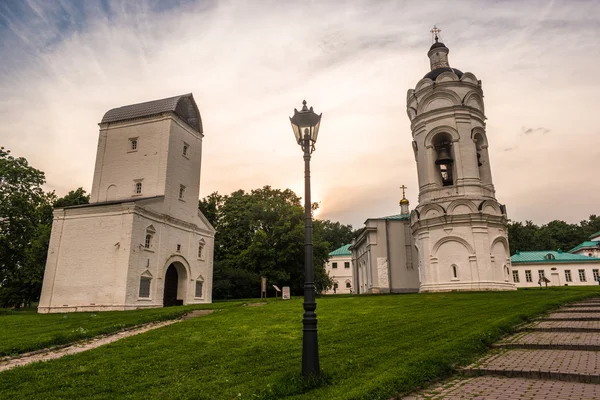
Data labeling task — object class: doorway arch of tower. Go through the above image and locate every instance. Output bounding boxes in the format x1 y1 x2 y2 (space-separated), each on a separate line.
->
162 255 191 307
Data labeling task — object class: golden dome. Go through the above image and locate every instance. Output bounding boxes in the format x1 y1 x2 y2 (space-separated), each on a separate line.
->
400 198 409 205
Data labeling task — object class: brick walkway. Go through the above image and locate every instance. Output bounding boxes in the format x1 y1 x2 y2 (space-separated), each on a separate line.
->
527 320 600 331
545 312 600 320
404 376 600 399
402 298 600 399
497 331 600 349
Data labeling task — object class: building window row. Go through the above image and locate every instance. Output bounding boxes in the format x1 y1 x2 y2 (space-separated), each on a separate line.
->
565 270 572 282
332 262 337 269
525 270 532 282
512 270 519 283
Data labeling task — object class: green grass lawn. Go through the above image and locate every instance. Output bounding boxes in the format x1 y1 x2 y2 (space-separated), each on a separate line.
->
1 287 598 400
0 301 244 357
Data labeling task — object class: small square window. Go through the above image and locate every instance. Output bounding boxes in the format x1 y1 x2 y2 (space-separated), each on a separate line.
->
129 138 138 151
179 185 186 200
344 262 350 269
176 244 181 252
332 262 337 269
195 280 203 298
183 143 189 157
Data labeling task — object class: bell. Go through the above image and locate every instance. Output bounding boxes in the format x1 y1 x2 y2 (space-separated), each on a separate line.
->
435 145 453 165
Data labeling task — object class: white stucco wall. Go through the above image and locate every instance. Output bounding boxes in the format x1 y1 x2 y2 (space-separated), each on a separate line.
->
324 255 353 294
350 218 420 294
38 201 215 313
90 117 171 203
512 262 600 288
572 248 600 258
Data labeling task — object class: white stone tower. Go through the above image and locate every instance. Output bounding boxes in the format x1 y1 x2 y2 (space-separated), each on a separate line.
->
406 29 514 292
39 94 215 313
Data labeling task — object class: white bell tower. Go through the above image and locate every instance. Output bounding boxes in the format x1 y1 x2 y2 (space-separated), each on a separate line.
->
406 28 515 292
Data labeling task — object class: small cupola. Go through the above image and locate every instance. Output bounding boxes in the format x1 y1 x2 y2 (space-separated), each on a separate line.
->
428 26 450 70
399 185 410 215
423 26 464 81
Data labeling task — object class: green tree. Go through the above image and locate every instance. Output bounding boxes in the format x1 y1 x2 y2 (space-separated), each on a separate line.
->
314 219 355 252
201 186 332 299
54 187 89 208
0 147 48 307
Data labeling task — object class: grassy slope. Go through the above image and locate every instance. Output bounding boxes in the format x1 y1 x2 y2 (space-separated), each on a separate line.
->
0 288 598 400
0 302 242 357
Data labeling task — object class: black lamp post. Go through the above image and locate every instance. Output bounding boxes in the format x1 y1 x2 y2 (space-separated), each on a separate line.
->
289 100 322 377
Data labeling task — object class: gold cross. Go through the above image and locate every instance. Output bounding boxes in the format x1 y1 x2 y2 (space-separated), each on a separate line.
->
400 185 408 198
430 25 441 43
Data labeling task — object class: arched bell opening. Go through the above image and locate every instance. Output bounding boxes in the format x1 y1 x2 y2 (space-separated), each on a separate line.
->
432 133 454 187
473 131 492 186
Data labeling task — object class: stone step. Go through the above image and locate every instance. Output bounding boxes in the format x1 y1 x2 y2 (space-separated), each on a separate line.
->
462 349 600 384
495 331 600 350
549 308 600 313
402 375 600 399
565 303 600 308
520 320 600 332
543 312 600 321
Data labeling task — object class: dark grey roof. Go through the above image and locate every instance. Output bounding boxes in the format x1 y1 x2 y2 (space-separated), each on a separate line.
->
101 94 203 133
423 67 463 81
429 41 448 51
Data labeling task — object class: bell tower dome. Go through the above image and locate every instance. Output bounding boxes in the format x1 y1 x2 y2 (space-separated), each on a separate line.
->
406 28 514 292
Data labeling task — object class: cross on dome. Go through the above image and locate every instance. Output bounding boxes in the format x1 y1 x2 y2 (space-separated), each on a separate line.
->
430 25 441 43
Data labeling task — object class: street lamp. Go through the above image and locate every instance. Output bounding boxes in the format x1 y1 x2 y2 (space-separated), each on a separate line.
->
289 100 322 377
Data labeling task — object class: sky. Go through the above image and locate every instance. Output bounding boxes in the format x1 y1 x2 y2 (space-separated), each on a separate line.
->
1 0 599 228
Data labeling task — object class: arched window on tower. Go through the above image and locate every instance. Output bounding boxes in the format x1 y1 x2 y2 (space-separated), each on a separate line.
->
473 131 492 186
433 134 454 186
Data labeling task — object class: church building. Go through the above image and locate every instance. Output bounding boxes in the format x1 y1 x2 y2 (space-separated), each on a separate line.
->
351 29 515 293
350 190 419 294
38 94 215 313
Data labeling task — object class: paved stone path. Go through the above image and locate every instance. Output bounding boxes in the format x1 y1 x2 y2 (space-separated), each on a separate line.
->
403 298 600 399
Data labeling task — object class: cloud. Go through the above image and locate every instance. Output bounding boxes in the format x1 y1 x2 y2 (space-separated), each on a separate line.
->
1 0 599 228
522 127 551 135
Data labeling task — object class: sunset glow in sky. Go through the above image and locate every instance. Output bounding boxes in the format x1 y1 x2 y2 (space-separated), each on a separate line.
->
1 0 599 228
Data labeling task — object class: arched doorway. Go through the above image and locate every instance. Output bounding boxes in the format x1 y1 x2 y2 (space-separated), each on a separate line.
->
163 264 180 307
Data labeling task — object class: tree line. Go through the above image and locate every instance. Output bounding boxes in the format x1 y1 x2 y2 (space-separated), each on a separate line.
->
507 217 600 255
1 147 598 306
198 188 357 299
